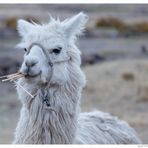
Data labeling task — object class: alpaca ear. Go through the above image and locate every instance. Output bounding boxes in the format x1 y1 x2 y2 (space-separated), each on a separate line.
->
17 19 34 37
62 12 88 39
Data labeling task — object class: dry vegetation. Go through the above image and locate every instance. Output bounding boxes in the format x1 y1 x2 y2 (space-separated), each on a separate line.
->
134 22 148 33
4 16 148 38
96 17 126 33
96 17 148 35
5 17 39 30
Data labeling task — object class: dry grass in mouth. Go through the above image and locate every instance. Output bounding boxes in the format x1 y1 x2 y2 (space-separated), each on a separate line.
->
0 72 34 98
0 72 24 82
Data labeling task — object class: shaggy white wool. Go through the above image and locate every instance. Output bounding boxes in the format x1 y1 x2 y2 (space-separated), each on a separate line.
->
13 12 142 144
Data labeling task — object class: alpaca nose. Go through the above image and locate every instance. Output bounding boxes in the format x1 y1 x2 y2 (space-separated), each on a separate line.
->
25 59 38 68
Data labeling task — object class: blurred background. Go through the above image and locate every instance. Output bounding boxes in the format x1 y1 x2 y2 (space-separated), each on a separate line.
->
0 4 148 144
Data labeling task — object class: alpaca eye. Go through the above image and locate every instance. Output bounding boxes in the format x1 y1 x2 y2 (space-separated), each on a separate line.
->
52 47 62 54
24 48 27 52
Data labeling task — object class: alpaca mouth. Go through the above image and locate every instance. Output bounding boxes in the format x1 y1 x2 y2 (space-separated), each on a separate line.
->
24 71 41 79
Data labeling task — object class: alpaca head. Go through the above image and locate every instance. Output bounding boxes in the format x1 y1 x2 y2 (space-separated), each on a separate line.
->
17 12 88 86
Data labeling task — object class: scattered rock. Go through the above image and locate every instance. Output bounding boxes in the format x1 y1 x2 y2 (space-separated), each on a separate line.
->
141 45 148 54
82 53 105 66
121 71 135 81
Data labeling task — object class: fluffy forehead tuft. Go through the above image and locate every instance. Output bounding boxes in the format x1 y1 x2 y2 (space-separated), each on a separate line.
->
17 12 88 39
34 19 64 33
29 22 65 43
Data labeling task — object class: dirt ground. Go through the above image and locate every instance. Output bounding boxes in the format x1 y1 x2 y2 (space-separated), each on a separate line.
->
82 60 148 144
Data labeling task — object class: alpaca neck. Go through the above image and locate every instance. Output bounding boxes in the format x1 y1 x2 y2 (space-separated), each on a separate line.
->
22 83 81 144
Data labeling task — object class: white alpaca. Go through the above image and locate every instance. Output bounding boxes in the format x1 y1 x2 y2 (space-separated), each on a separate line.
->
13 12 142 144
